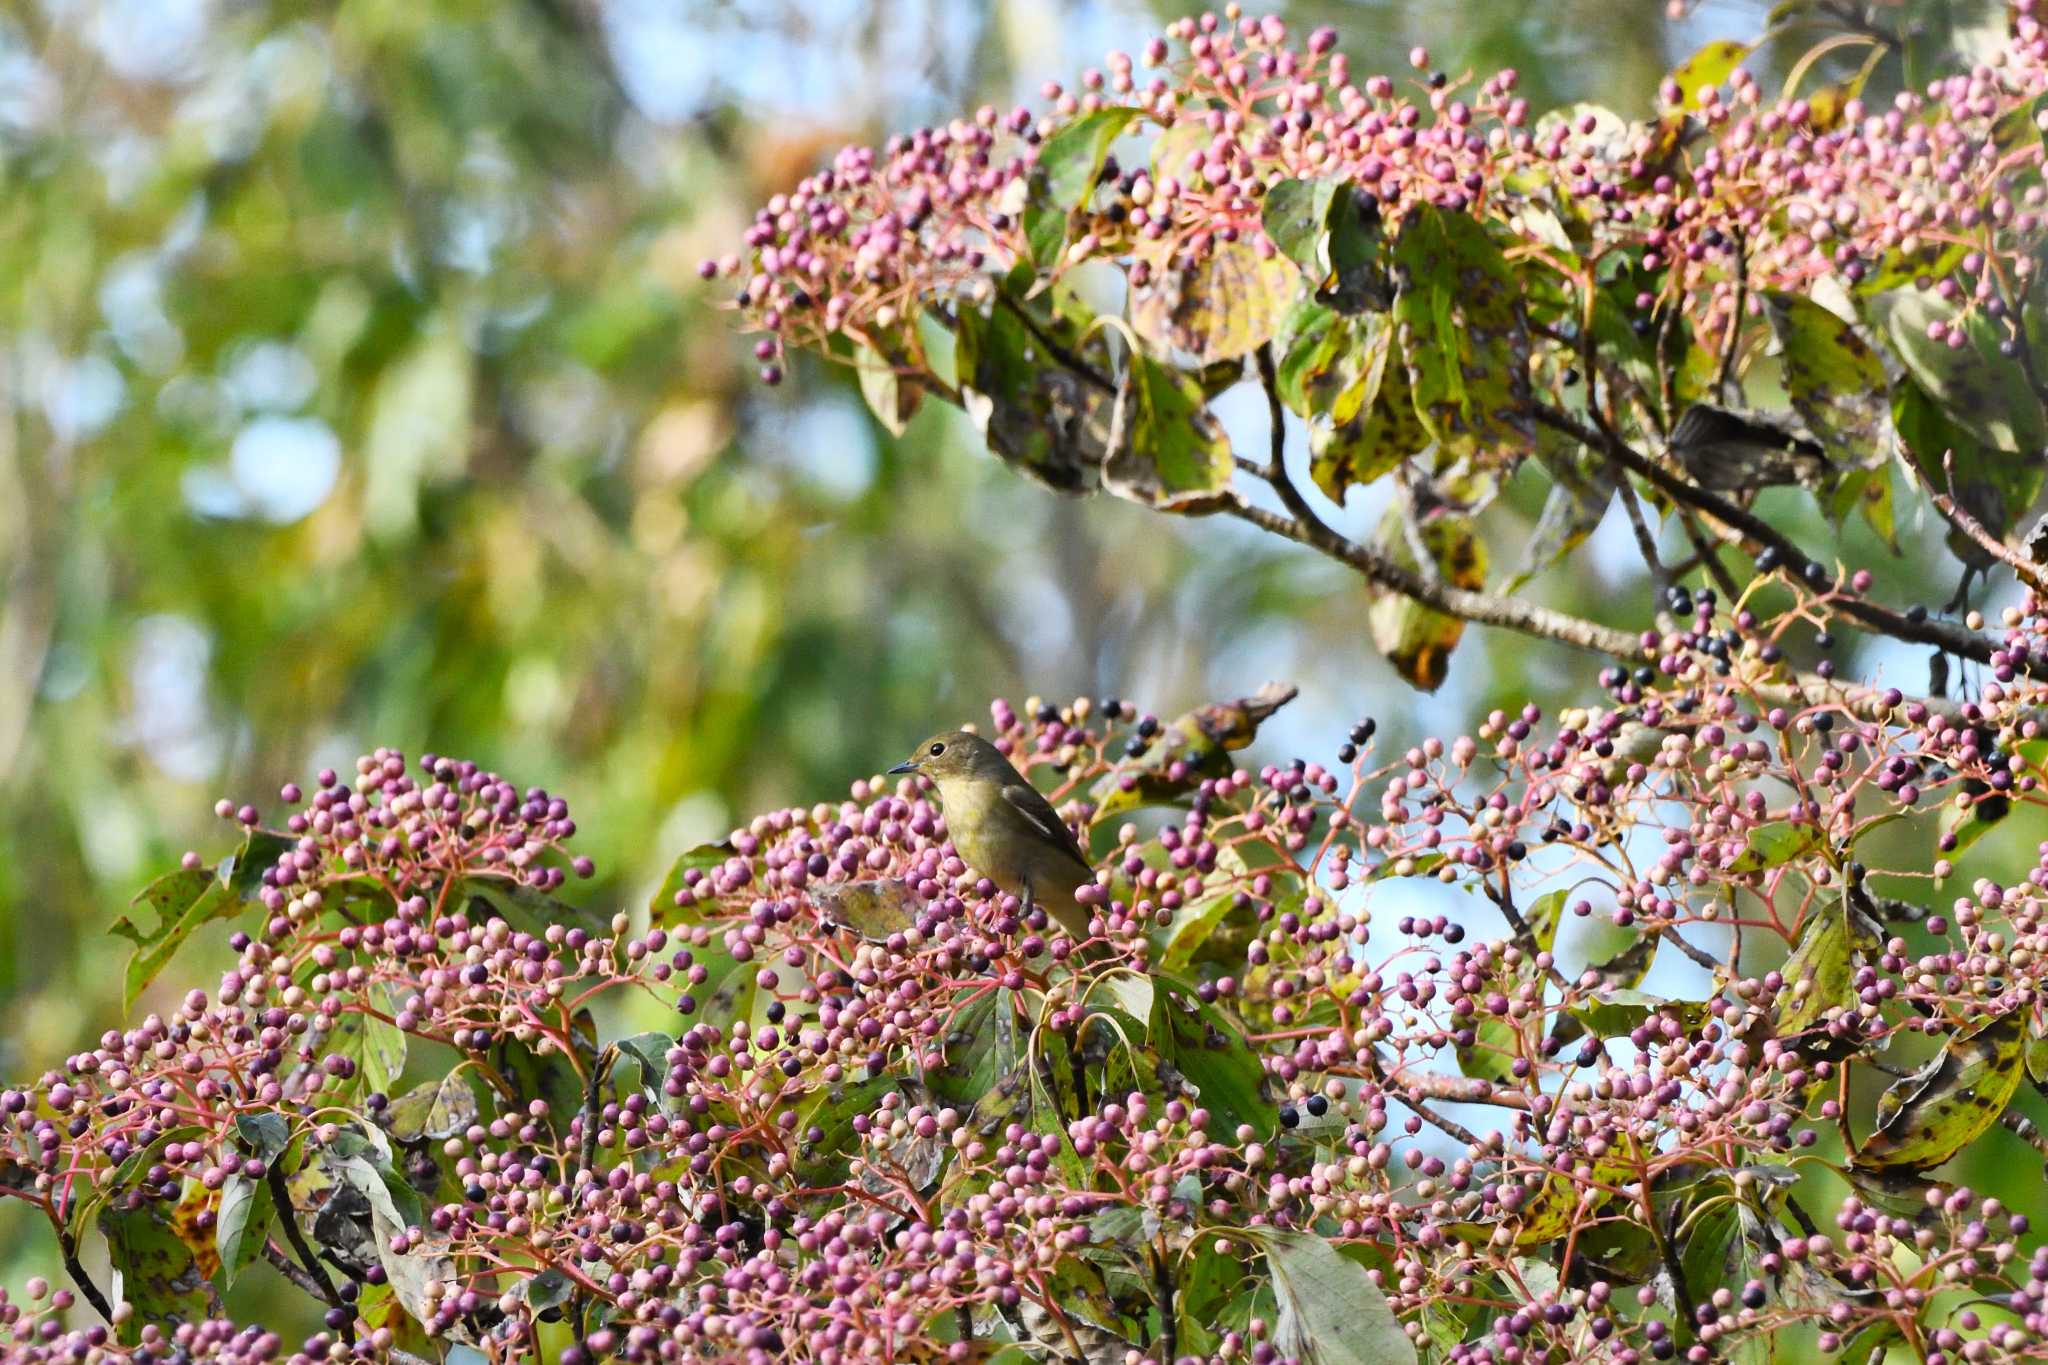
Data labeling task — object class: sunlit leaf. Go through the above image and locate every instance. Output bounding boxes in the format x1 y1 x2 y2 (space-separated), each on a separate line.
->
101 1193 214 1343
1366 507 1487 690
1088 681 1298 822
955 288 1114 492
1666 39 1753 108
1892 377 2043 559
926 987 1019 1108
1154 980 1267 1136
1103 354 1236 513
851 337 925 437
213 1172 274 1293
1132 234 1300 364
110 832 293 1012
1261 178 1339 278
1026 107 1141 265
1730 823 1821 875
384 1070 481 1142
1869 289 2045 455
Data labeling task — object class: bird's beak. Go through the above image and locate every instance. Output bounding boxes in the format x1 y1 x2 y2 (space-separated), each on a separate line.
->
887 760 919 775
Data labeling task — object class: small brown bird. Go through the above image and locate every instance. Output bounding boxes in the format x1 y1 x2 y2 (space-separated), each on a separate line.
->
889 730 1097 940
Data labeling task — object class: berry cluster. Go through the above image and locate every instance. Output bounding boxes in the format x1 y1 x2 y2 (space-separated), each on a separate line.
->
4 569 2048 1361
710 5 2048 385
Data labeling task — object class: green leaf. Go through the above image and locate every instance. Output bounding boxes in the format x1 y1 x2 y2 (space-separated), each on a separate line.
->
650 839 735 919
1392 205 1532 465
1869 289 2045 455
384 1070 481 1142
1366 508 1487 691
1730 823 1821 875
1523 889 1567 955
1570 988 1710 1038
1827 464 1898 552
1102 354 1235 513
1321 184 1392 313
1273 300 1348 418
1666 39 1752 108
1305 312 1416 501
1457 1013 1520 1085
1087 682 1298 823
1255 1228 1417 1365
1861 1011 2025 1169
1892 377 2044 556
1026 108 1140 266
612 1031 675 1096
852 339 924 437
214 1172 274 1293
1775 896 1870 1037
1262 178 1339 277
515 1267 574 1312
813 878 924 940
1583 928 1657 991
955 289 1114 493
926 988 1019 1107
235 1112 292 1165
101 1194 213 1342
1762 291 1888 464
494 1023 597 1134
110 832 293 1011
1155 981 1267 1136
1155 849 1255 971
793 1074 897 1182
1938 789 2011 864
1679 1200 1743 1314
462 875 604 936
328 1004 408 1099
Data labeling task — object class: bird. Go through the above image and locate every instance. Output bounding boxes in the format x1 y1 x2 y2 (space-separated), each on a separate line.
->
888 730 1097 941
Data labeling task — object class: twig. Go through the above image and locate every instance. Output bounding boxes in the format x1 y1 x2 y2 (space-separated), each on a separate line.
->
264 1242 332 1299
1530 404 1999 663
1908 450 2048 595
1244 348 1645 657
1715 229 1749 402
266 1163 355 1344
55 1221 115 1323
1229 500 1645 657
1151 1244 1180 1365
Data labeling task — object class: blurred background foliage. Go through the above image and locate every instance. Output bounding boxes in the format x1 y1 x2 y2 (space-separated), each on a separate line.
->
0 0 2030 1299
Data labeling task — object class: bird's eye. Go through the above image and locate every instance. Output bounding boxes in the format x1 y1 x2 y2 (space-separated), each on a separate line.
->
929 742 945 756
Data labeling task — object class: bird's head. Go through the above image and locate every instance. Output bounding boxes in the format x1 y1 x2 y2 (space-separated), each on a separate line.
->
888 730 1008 785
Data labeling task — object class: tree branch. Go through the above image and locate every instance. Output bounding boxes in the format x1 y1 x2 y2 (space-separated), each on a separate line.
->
266 1163 354 1344
55 1221 114 1323
1228 500 1645 657
1530 404 1998 663
1242 347 1646 659
1906 449 2048 596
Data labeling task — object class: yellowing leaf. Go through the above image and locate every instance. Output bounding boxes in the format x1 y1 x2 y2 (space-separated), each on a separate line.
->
1132 233 1301 364
1860 1011 2025 1169
1367 509 1487 690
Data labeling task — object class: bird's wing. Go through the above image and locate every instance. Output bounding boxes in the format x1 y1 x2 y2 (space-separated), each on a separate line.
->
999 780 1094 873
